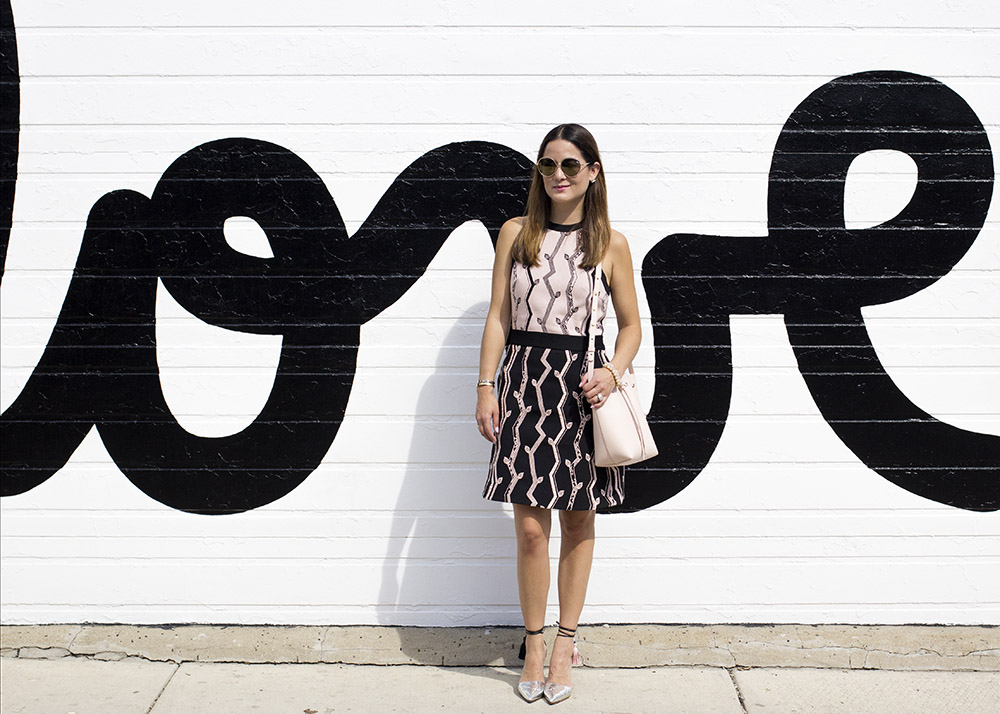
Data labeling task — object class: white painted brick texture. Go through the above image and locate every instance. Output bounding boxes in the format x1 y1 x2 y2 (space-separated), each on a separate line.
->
1 0 998 625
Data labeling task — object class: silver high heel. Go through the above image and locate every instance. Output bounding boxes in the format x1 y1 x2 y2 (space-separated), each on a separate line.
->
517 627 545 702
543 622 577 704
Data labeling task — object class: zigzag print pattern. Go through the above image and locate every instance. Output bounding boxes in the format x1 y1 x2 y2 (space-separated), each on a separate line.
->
485 226 621 511
510 228 608 336
484 346 623 511
536 231 567 332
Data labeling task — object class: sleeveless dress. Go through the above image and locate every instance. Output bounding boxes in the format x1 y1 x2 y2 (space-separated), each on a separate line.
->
482 223 624 511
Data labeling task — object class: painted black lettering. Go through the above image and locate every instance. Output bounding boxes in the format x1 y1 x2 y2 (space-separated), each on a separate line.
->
612 71 998 513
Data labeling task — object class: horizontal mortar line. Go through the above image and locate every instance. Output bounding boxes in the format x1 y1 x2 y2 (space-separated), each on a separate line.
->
6 554 999 563
6 413 996 421
10 141 997 152
7 203 1000 210
2 523 995 532
16 167 979 174
9 123 1000 131
8 141 999 150
6 375 996 384
4 525 981 531
14 604 995 609
2 501 990 510
6 258 1000 268
9 503 988 512
10 601 997 607
5 366 999 374
2 418 999 428
11 82 1000 91
13 145 992 153
0 471 503 479
14 148 994 156
4 504 979 512
10 173 994 182
7 533 997 540
641 270 1000 277
3 521 917 528
1 505 972 514
9 121 997 133
4 509 505 517
16 72 1000 80
7 173 993 182
4 345 998 354
5 318 999 326
0 465 330 472
16 157 991 165
18 122 1000 130
13 23 1000 29
3 461 999 469
7 166 991 174
13 23 1000 30
0 319 829 330
35 73 990 80
7 268 996 278
16 469 929 480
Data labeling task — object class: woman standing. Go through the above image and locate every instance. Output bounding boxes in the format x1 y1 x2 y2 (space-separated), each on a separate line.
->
476 124 642 703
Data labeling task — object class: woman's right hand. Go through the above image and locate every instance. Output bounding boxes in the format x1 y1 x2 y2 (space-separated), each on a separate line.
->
476 389 500 443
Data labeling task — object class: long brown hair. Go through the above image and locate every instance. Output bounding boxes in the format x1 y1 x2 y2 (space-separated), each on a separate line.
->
512 124 611 269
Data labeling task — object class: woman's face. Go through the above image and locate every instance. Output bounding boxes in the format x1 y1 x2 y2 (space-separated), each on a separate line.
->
539 139 600 210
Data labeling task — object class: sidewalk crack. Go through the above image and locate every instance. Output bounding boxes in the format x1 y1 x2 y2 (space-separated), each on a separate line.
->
66 625 84 652
144 662 180 714
728 668 750 714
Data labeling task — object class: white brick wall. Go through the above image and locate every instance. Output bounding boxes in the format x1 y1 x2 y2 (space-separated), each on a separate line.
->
1 0 998 625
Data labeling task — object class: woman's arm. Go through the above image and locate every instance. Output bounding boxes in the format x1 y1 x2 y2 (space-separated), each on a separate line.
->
475 218 519 442
580 230 642 408
605 230 642 376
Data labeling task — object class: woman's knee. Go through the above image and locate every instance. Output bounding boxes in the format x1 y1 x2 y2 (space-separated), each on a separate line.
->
559 511 595 542
517 515 550 552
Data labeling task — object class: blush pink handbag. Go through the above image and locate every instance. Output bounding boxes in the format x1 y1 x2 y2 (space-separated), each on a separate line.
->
585 263 658 467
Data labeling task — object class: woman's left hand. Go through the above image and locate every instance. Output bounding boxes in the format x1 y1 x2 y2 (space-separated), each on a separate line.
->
580 367 616 410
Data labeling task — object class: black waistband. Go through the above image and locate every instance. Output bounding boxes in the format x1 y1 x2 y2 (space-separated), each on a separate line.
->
507 329 604 351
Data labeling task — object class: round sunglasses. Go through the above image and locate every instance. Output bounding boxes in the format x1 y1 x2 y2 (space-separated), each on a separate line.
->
535 157 593 177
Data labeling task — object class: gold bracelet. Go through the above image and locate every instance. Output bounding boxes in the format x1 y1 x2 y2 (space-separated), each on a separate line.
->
602 363 622 389
477 379 495 388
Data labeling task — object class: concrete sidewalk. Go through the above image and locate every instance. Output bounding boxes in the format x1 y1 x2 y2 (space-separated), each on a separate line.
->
4 658 1000 713
2 625 999 713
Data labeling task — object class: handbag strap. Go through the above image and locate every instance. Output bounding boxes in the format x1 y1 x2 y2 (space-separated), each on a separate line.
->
585 262 602 381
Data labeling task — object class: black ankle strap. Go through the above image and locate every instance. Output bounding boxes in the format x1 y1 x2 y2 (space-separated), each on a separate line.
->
556 621 577 638
525 627 544 636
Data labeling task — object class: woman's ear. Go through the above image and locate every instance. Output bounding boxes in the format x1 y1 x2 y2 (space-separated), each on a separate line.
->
589 162 601 184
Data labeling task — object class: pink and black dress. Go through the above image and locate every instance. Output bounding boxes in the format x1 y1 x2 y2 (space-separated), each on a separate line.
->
482 222 624 511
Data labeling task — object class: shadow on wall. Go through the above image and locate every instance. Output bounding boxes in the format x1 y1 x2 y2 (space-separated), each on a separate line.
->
376 303 517 661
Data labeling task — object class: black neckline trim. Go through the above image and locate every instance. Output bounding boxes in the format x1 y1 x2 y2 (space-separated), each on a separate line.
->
548 220 583 232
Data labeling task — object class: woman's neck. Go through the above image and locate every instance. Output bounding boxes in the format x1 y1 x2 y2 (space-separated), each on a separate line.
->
549 211 584 226
548 200 585 226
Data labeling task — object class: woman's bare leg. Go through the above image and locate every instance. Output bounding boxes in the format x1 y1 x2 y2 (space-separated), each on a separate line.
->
547 508 596 687
513 504 552 683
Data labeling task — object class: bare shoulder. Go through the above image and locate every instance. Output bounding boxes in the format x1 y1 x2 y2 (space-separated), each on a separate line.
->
609 229 630 251
495 217 524 255
608 229 633 262
498 217 525 240
605 230 634 287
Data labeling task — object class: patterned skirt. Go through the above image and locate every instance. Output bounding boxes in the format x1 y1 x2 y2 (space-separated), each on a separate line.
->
482 330 624 511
